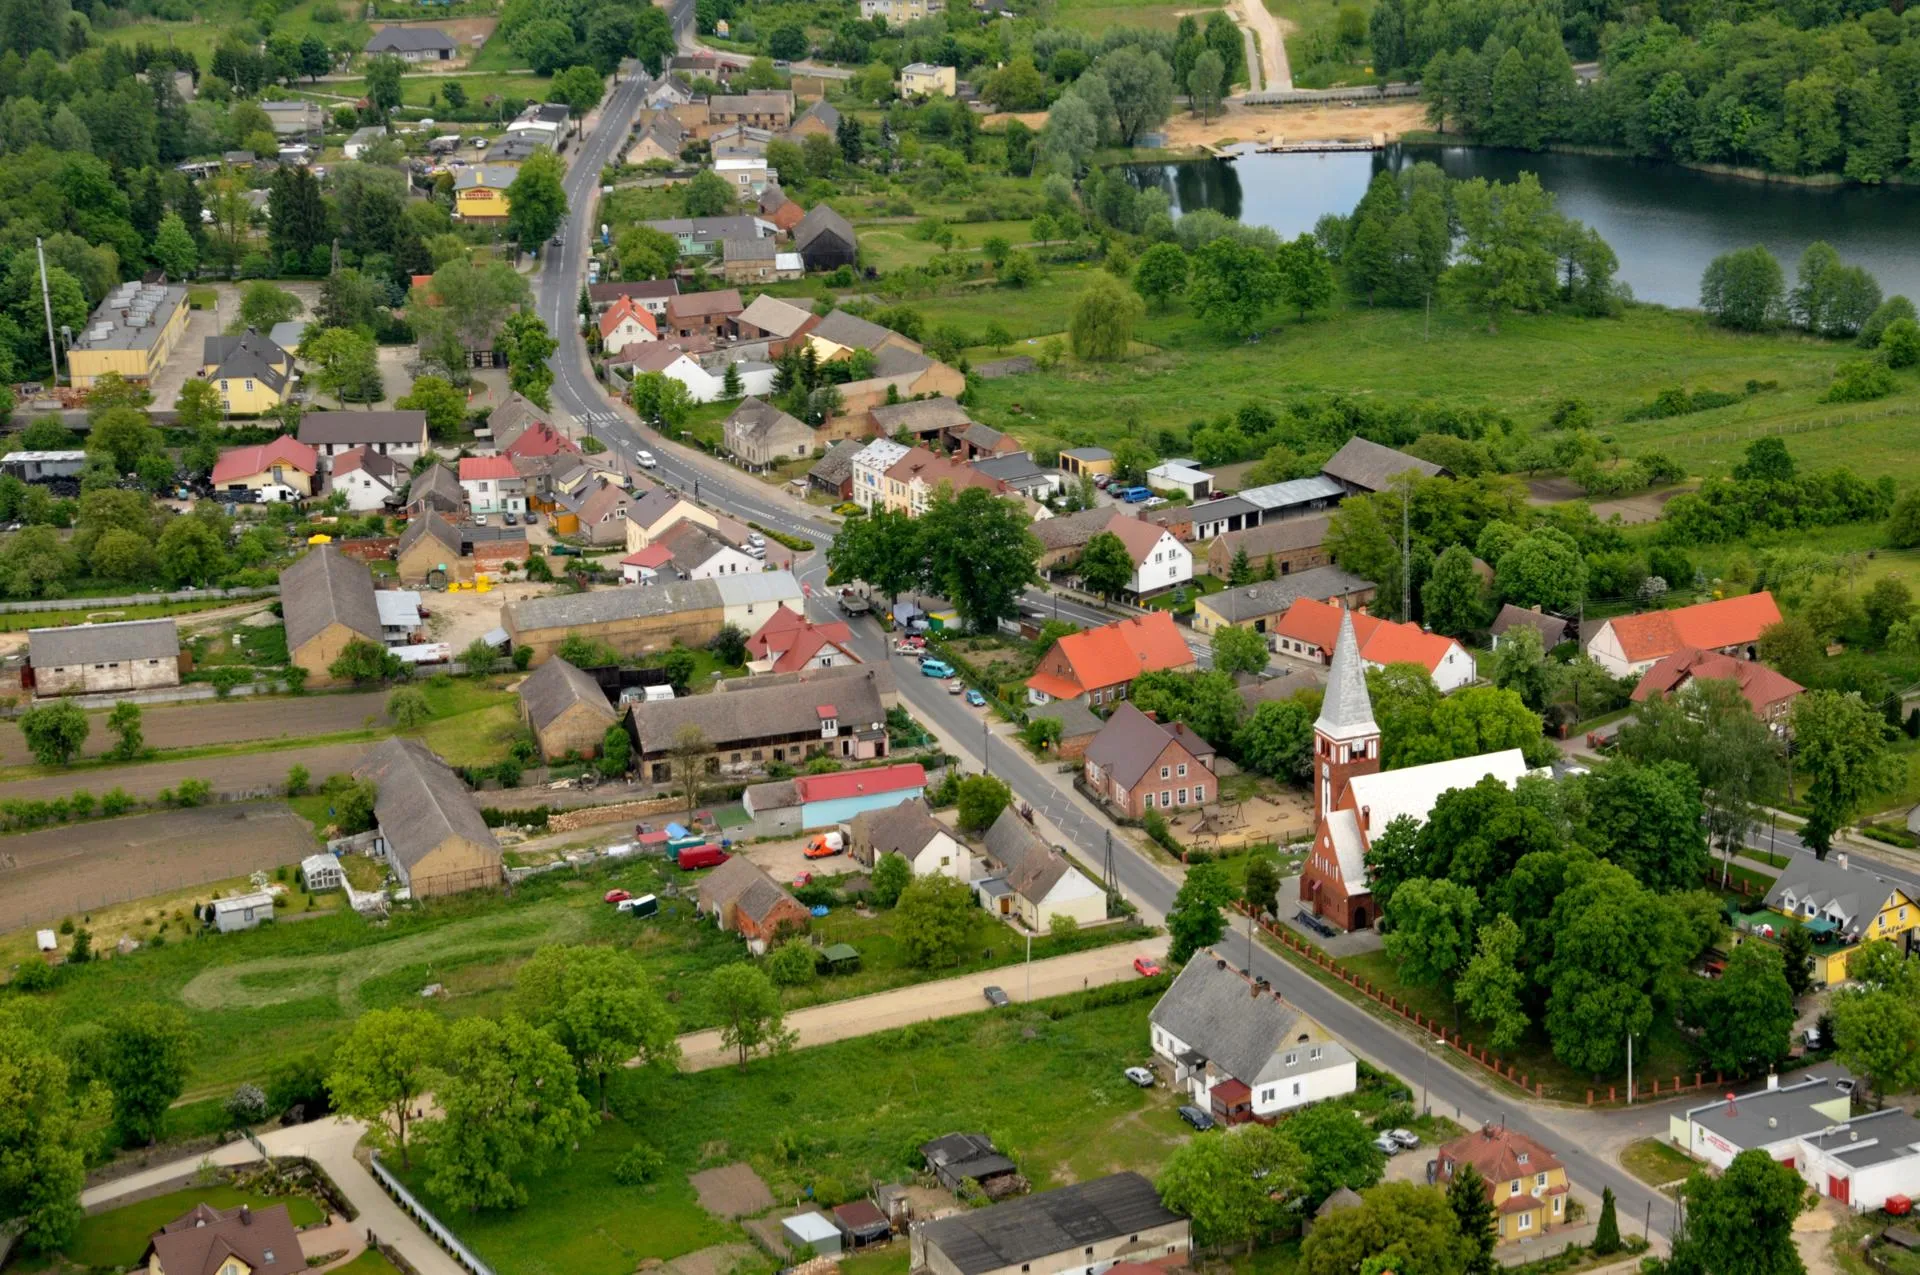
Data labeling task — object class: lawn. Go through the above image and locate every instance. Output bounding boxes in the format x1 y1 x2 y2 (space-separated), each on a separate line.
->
95 0 371 65
1268 0 1380 88
1053 0 1226 33
316 73 552 111
332 1251 406 1275
59 1187 325 1270
1618 1137 1698 1189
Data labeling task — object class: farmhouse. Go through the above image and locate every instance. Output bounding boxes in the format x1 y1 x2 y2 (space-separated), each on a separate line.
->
725 397 814 471
910 1173 1188 1275
1320 436 1444 494
745 605 859 674
298 411 430 467
27 618 180 697
356 738 503 897
364 26 456 60
280 545 384 687
210 435 319 497
978 807 1105 931
1271 597 1475 693
518 656 619 759
1587 591 1783 677
1191 568 1376 637
502 579 727 664
1762 854 1920 986
1204 516 1332 581
201 329 294 414
1025 613 1197 708
697 856 810 953
849 797 969 879
395 512 466 586
629 663 893 775
1632 646 1803 722
145 1202 304 1275
326 447 405 512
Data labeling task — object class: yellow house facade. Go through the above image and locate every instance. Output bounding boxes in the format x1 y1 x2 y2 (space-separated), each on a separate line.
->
455 163 518 220
67 283 191 389
1436 1127 1571 1244
897 63 957 97
200 331 294 414
1763 855 1920 985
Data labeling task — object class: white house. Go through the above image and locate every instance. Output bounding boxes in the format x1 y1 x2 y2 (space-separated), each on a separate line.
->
850 439 910 513
457 456 525 515
1150 952 1359 1121
715 155 771 194
619 345 776 404
1097 517 1193 598
978 807 1106 931
654 520 763 581
852 797 971 882
713 571 805 631
211 891 276 933
326 447 403 512
597 296 658 356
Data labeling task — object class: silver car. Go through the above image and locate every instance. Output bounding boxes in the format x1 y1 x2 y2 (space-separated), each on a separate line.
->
1123 1067 1155 1088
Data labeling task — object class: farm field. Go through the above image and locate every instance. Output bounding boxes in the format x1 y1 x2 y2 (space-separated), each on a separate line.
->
1052 0 1227 33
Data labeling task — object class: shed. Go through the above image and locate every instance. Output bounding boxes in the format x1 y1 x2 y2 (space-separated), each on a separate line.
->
821 942 862 972
35 929 57 954
783 1212 843 1257
834 1199 893 1247
211 891 275 933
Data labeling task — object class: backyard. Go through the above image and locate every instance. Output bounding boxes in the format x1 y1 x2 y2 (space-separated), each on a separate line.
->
12 1186 327 1273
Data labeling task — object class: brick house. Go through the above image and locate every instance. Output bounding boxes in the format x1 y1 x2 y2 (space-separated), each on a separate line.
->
697 856 810 953
1082 702 1217 820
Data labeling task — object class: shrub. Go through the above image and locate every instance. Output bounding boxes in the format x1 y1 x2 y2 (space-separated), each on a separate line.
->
1824 359 1896 403
611 1143 665 1185
765 939 818 986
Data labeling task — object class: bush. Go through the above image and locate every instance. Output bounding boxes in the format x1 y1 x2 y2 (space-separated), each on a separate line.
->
765 939 818 986
611 1143 665 1185
1824 359 1896 403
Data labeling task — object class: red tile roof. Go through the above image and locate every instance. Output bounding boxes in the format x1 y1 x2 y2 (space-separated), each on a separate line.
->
1631 646 1803 715
1604 592 1782 663
503 421 580 460
1437 1125 1565 1195
1026 612 1195 700
597 295 658 341
622 543 673 569
210 435 317 486
458 456 518 481
1272 597 1460 674
792 762 927 804
746 604 856 673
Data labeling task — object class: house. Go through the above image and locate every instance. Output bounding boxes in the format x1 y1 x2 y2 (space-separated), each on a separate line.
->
1791 1102 1920 1213
454 164 517 220
919 1132 1022 1198
665 288 746 338
588 278 681 317
863 0 944 20
746 605 858 674
1186 496 1263 541
1238 475 1346 521
519 656 619 759
1320 436 1445 494
1298 610 1529 931
625 113 689 165
1058 447 1113 479
745 762 927 834
65 282 190 390
716 154 772 195
1023 697 1105 762
978 807 1106 931
375 590 422 645
406 461 464 516
630 662 892 775
27 619 179 697
808 439 865 500
1632 647 1803 722
759 184 808 233
1026 613 1197 708
722 235 786 284
299 411 430 467
458 456 525 516
954 421 1020 461
972 452 1060 501
560 477 633 546
1032 508 1135 573
882 448 1013 518
849 797 969 878
809 310 918 363
850 439 910 512
281 545 384 685
723 398 814 472
838 351 967 428
1435 1126 1572 1243
145 1202 304 1275
1192 568 1376 638
344 124 389 159
364 26 456 60
871 395 972 444
261 99 324 139
710 123 777 160
709 90 795 129
1489 603 1575 651
736 294 819 350
898 63 958 97
1081 516 1192 598
617 343 776 403
1147 462 1213 500
326 447 405 512
503 578 726 664
697 856 810 952
1763 854 1920 985
625 486 721 548
1150 953 1358 1122
795 204 858 273
647 73 697 108
598 296 658 355
201 329 294 414
301 854 344 892
212 890 276 933
652 518 762 580
503 421 579 464
395 512 466 585
1204 517 1332 581
645 216 772 259
787 98 841 139
210 435 319 497
356 738 504 897
909 1173 1188 1275
1587 592 1783 678
1083 703 1217 820
1271 597 1476 693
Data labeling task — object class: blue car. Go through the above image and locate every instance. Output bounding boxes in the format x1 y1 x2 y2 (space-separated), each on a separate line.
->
966 689 986 707
919 659 955 678
1116 486 1153 503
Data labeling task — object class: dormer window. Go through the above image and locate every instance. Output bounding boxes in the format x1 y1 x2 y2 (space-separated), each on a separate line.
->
1517 1153 1529 1165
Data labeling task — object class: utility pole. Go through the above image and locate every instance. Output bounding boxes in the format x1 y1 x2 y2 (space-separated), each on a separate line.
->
1626 1032 1634 1105
982 717 990 777
36 238 59 386
1400 479 1411 624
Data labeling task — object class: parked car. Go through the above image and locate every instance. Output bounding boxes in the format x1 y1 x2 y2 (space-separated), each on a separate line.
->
919 659 955 678
635 449 657 468
983 985 1011 1007
524 510 539 524
966 690 986 707
674 844 729 870
1389 1129 1421 1150
1296 909 1338 939
1133 956 1162 977
1177 1105 1216 1131
504 511 518 526
616 894 658 917
474 513 488 526
1372 1132 1401 1154
947 679 965 695
1123 1066 1155 1088
803 832 844 859
604 889 631 903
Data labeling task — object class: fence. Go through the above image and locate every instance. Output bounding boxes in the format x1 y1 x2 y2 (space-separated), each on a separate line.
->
0 585 278 614
367 1152 497 1275
1242 83 1421 105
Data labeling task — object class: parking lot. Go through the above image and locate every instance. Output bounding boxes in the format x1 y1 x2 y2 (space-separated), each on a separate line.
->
739 833 853 885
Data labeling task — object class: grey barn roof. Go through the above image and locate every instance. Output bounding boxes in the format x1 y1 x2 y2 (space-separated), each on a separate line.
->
726 397 808 446
504 578 723 632
870 396 969 434
365 26 455 52
1202 567 1374 622
1321 436 1443 492
409 462 464 511
518 656 615 730
982 806 1069 904
808 438 865 486
29 618 178 668
398 511 462 558
796 203 856 250
630 664 887 752
1237 475 1346 511
355 737 498 874
811 309 895 352
299 411 428 447
915 1173 1181 1275
1149 953 1316 1088
281 544 382 654
852 797 946 859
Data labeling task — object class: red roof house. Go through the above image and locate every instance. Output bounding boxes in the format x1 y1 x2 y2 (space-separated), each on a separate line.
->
597 295 659 354
210 435 319 492
1271 598 1476 693
1631 646 1803 721
1587 591 1782 677
458 456 518 482
1025 611 1197 706
503 420 580 460
745 604 859 675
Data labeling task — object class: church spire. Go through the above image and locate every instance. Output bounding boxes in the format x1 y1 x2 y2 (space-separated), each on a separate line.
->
1315 609 1379 742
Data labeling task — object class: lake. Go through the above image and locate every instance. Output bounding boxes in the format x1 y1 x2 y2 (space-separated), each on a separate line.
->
1124 145 1920 309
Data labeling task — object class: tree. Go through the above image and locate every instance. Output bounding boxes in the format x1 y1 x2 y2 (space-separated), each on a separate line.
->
326 1008 444 1168
1300 1183 1474 1275
1069 274 1144 362
1077 531 1135 598
237 281 303 333
1579 759 1708 892
1617 677 1783 872
398 376 470 442
1244 854 1282 913
303 327 381 407
956 774 1013 833
549 64 605 115
513 946 677 1110
1701 245 1787 331
0 1007 98 1251
1188 49 1226 122
1671 1151 1809 1275
1496 529 1586 612
896 873 977 967
507 152 568 250
1211 624 1269 677
1156 1124 1306 1251
1792 689 1901 855
1135 243 1189 311
1864 577 1914 644
88 407 161 476
598 725 632 778
152 212 198 281
918 487 1042 633
704 962 794 1068
1383 877 1479 1009
365 55 406 119
1833 959 1920 1107
1132 670 1245 753
683 170 738 217
1590 1187 1621 1255
1422 545 1485 638
871 852 912 906
1187 237 1280 338
708 623 748 667
1456 914 1529 1048
419 1015 594 1211
106 700 143 761
102 1004 192 1146
1542 861 1669 1073
1101 47 1175 145
1447 1162 1497 1275
286 765 310 797
1691 941 1795 1075
1287 1101 1385 1207
499 310 558 407
1449 174 1561 332
330 637 403 685
1276 233 1336 321
408 258 530 379
387 686 431 728
18 700 89 766
1168 862 1235 965
1235 699 1314 783
1488 625 1552 713
668 724 709 816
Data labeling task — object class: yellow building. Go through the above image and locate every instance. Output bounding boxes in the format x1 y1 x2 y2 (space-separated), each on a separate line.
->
1436 1127 1571 1244
1764 854 1920 985
455 163 518 220
200 330 294 414
210 435 320 497
897 63 957 97
66 282 191 390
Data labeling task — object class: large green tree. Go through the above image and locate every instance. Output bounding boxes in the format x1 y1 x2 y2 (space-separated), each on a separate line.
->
507 152 569 250
1456 914 1530 1048
1670 1151 1809 1275
1069 274 1145 362
1447 1162 1498 1275
1287 1101 1385 1207
1210 623 1269 677
18 700 88 766
918 486 1042 633
512 945 678 1111
0 1006 101 1251
326 1007 446 1168
825 507 924 604
705 962 795 1067
1077 531 1136 599
1689 940 1795 1075
1168 861 1235 964
1187 237 1280 338
102 1004 193 1147
1791 689 1901 855
1300 1183 1474 1275
896 873 978 968
1155 1123 1306 1251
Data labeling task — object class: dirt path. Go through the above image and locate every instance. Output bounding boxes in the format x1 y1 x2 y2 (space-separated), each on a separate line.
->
0 693 390 766
1232 0 1291 92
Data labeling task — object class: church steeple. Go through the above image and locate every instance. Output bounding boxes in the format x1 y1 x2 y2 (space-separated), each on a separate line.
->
1313 609 1381 816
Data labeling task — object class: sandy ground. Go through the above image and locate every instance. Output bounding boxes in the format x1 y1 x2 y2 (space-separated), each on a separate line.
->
985 98 1424 149
689 1164 775 1219
0 740 374 803
0 692 391 766
424 579 547 649
0 802 316 934
740 833 843 883
1165 789 1312 850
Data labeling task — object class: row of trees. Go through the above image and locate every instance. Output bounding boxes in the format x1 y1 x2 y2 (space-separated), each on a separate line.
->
825 490 1042 634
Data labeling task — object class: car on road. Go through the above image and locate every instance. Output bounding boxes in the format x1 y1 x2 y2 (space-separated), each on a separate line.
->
919 659 955 678
947 679 965 695
1123 1066 1155 1088
635 449 657 468
1372 1132 1401 1154
604 889 631 904
1133 956 1162 977
1142 496 1168 508
983 985 1011 1007
966 690 986 707
1295 909 1338 939
1177 1105 1216 1131
1388 1129 1421 1150
525 510 539 525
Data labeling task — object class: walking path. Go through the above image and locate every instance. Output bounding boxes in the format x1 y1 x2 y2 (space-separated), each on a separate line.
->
82 1119 467 1275
673 937 1167 1070
1231 0 1292 93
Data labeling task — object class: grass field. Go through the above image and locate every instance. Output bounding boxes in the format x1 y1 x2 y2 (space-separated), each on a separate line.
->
1268 0 1379 88
331 1251 406 1275
1619 1137 1698 1189
315 73 552 111
1053 0 1226 33
54 1187 326 1270
95 0 370 64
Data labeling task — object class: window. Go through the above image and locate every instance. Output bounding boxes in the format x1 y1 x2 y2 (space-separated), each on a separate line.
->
1518 1211 1533 1232
220 380 229 391
1160 765 1171 779
1536 1172 1547 1188
1194 785 1206 802
1517 1153 1529 1165
1178 788 1188 805
1284 1052 1297 1066
1161 790 1171 806
1553 1196 1562 1214
1511 1180 1523 1195
1143 792 1153 809
1177 764 1187 777
244 379 254 391
1292 1081 1301 1096
1309 1047 1322 1060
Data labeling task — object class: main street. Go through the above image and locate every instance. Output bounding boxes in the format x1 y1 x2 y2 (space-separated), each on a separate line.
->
537 81 1680 1243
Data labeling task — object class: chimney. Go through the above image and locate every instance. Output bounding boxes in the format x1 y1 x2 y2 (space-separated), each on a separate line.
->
1767 1071 1779 1091
240 1205 252 1226
1360 805 1371 832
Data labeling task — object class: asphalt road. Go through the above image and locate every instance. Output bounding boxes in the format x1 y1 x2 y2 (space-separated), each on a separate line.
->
537 84 1677 1240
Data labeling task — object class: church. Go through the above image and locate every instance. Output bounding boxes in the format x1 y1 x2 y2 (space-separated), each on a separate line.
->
1298 610 1531 931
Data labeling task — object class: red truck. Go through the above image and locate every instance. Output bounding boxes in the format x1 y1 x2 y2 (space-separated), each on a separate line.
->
674 844 729 870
